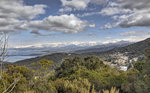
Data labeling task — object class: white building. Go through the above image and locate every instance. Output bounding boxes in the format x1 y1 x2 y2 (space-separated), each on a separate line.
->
120 66 128 71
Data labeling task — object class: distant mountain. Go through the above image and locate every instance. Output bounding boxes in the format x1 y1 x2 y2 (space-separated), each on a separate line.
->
108 38 150 56
86 38 150 59
6 45 91 62
74 41 133 54
13 38 150 67
8 44 92 57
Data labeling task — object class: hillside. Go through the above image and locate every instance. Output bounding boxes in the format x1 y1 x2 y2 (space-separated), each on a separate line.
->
74 41 133 54
14 53 80 68
14 38 150 68
107 38 150 57
86 38 150 56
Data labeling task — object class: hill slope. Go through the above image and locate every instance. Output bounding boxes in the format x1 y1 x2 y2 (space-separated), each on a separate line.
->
108 38 150 56
74 41 133 54
14 53 79 67
14 38 150 67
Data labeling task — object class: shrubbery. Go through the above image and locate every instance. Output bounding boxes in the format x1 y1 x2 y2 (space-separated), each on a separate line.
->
0 51 150 93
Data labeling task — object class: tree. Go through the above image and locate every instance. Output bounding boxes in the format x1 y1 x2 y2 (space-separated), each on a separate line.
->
133 60 145 72
135 48 150 93
53 78 94 93
103 87 119 93
84 56 104 70
0 65 33 93
32 59 54 78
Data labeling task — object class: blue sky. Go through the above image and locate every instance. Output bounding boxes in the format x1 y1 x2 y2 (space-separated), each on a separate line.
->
0 0 150 48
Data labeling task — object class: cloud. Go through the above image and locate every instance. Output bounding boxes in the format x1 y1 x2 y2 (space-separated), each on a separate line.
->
103 34 150 44
102 39 124 44
120 31 144 36
59 0 90 12
90 0 106 5
28 14 87 34
89 24 96 28
123 35 150 42
59 0 107 12
0 0 88 35
30 30 56 36
100 23 119 30
0 0 46 34
101 0 150 29
77 12 101 17
13 41 101 48
0 0 46 20
100 7 131 16
118 0 150 10
118 10 150 28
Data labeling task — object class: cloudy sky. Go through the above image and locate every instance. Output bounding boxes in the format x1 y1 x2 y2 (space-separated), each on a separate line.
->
1 0 150 48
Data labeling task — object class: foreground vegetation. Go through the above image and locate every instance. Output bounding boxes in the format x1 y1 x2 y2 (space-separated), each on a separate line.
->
0 49 150 93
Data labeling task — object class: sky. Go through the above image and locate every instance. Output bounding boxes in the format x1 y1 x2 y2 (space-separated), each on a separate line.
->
0 0 150 48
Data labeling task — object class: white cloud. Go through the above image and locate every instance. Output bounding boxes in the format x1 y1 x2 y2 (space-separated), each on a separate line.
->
13 41 101 48
60 0 90 12
90 0 106 5
102 39 123 44
100 0 150 29
118 0 150 10
103 34 150 44
0 0 46 33
0 0 88 35
119 9 150 28
89 24 96 28
59 7 72 12
100 23 119 30
100 7 131 16
77 12 101 17
59 0 107 12
123 35 150 42
28 14 87 34
0 0 46 20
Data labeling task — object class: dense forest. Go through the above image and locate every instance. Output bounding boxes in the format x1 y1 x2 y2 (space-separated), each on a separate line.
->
0 48 150 93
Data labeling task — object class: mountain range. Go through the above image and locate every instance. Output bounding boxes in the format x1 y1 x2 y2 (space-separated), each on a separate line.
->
12 38 150 67
6 40 132 62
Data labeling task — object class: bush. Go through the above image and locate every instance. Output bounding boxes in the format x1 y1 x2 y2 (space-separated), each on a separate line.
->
53 78 95 93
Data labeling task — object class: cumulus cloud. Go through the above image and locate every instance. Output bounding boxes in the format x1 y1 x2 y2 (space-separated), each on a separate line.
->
118 10 150 28
59 0 106 12
0 0 46 34
90 0 106 5
118 0 150 10
28 14 87 34
101 0 150 29
89 24 96 28
100 7 131 16
59 0 90 12
0 0 88 35
77 12 101 17
0 0 46 20
100 23 119 30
